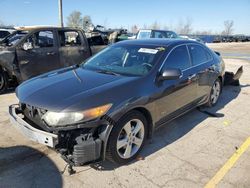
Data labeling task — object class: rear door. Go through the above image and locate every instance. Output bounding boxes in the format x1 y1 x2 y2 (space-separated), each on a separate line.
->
16 30 60 80
58 29 91 67
155 45 199 124
187 44 214 99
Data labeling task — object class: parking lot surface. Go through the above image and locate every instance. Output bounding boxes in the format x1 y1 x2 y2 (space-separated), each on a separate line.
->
0 43 250 188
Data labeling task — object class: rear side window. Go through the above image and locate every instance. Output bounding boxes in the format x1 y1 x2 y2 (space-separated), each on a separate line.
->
164 45 191 70
188 44 212 66
58 30 82 46
152 31 166 38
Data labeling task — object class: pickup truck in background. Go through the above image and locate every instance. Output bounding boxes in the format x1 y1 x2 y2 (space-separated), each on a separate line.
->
0 26 106 93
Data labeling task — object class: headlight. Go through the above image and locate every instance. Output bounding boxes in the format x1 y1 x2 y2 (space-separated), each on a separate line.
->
42 103 112 127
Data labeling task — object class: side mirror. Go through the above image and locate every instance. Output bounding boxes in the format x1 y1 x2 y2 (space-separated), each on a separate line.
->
22 42 33 51
158 68 182 81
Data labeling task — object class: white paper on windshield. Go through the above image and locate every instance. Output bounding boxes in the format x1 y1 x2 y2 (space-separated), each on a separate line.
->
138 48 158 54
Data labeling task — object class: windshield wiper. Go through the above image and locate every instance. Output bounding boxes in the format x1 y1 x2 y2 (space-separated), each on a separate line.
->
96 69 120 76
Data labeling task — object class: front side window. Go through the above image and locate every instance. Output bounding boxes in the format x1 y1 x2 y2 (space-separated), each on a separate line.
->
58 31 82 46
164 45 191 70
25 30 54 48
82 45 164 76
188 44 212 66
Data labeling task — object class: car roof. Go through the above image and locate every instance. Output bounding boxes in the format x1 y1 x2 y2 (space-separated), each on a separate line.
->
115 39 201 47
14 26 82 31
139 29 175 32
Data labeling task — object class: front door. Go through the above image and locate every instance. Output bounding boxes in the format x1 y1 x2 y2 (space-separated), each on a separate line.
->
16 30 60 80
155 45 199 125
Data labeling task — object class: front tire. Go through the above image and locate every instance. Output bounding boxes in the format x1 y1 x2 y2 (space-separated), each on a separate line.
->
106 110 148 165
206 78 222 107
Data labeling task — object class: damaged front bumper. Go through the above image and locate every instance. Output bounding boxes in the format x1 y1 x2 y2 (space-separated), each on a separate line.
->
9 104 58 147
9 104 113 166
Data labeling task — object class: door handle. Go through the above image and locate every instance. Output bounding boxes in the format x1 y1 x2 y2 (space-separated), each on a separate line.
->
188 74 197 80
47 52 56 55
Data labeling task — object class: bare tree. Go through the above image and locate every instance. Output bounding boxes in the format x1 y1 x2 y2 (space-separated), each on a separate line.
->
142 24 148 29
163 25 169 30
131 25 139 34
194 30 213 35
222 20 234 36
176 18 193 35
82 15 93 31
66 11 83 28
151 21 161 29
102 18 109 30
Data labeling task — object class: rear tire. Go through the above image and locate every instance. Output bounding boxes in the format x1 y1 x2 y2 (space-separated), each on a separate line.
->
0 70 8 94
106 110 148 165
206 78 221 107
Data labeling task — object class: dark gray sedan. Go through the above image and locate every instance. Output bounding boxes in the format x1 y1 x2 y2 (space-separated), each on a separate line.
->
9 39 225 168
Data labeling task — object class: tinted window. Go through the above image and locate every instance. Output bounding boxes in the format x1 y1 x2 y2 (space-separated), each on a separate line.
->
58 30 82 46
188 45 212 66
26 30 54 48
164 45 190 70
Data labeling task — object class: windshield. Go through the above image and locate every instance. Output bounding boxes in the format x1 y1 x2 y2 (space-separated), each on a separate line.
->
0 30 29 46
137 31 151 39
82 44 165 76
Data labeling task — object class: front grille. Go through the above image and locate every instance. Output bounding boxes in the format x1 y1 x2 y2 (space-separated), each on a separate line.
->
20 103 49 131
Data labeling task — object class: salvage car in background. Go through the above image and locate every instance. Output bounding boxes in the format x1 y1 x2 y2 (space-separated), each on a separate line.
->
9 39 225 168
0 26 106 93
136 29 179 39
0 27 16 41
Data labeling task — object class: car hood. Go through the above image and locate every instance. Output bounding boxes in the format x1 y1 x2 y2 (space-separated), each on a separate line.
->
17 66 137 112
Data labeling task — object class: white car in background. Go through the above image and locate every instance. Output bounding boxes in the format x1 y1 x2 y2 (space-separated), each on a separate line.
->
136 29 179 39
180 35 205 44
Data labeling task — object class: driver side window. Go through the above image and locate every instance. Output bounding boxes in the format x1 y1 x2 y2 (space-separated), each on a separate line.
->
25 30 54 48
163 45 191 70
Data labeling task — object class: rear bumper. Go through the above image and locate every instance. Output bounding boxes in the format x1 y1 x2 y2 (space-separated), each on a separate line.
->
9 104 58 147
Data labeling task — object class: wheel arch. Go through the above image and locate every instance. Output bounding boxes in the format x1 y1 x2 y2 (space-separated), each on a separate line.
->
129 107 154 139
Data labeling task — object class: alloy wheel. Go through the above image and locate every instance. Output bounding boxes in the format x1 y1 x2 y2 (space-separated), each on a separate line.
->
116 119 145 159
211 80 221 104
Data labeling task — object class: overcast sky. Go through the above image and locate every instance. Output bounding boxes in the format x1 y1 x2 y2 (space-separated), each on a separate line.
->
0 0 249 34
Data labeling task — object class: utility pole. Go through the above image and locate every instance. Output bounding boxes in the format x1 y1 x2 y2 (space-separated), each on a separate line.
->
58 0 63 27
